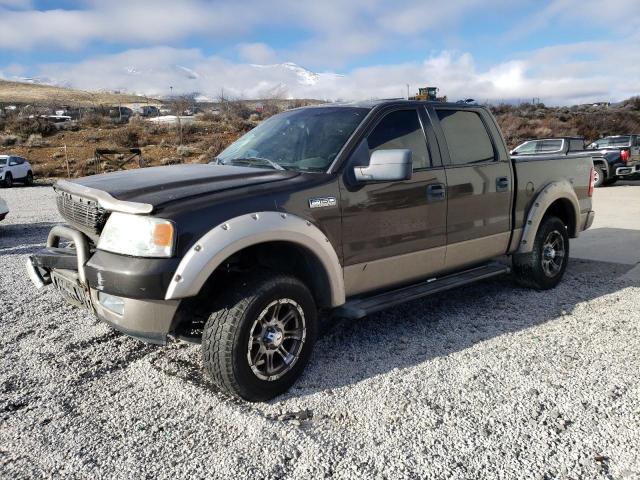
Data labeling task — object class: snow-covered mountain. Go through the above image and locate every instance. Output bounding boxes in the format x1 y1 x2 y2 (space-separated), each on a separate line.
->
4 61 344 101
251 62 343 86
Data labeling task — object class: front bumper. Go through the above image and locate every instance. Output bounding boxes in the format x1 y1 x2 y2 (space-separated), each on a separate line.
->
616 164 640 176
26 225 181 344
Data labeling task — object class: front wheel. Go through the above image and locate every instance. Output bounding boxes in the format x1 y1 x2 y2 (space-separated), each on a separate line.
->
3 173 12 188
512 215 569 290
201 273 317 402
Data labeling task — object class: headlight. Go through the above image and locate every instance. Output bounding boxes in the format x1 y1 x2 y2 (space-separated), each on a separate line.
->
97 212 175 257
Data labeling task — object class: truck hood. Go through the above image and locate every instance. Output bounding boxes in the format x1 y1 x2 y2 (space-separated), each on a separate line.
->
59 164 298 210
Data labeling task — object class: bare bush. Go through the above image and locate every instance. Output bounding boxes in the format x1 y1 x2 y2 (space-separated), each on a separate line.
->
111 125 142 147
6 117 56 137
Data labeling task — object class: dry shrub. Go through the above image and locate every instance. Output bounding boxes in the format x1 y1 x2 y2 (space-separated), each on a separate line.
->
111 125 142 147
80 113 109 128
6 117 56 137
201 133 231 157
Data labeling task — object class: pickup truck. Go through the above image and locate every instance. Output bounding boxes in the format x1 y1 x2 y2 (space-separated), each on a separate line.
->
26 100 595 401
587 135 640 186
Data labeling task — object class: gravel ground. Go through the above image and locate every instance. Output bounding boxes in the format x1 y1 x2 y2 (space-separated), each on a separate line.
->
1 185 639 479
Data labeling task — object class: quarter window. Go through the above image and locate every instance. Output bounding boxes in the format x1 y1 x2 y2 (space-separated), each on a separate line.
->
436 110 495 165
365 110 430 170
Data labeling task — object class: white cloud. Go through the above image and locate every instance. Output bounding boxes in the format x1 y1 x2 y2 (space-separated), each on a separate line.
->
14 40 637 105
238 43 277 64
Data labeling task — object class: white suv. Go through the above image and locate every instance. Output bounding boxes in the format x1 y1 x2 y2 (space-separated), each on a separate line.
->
0 155 34 187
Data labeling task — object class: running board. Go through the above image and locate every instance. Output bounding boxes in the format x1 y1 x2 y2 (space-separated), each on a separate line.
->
334 262 510 320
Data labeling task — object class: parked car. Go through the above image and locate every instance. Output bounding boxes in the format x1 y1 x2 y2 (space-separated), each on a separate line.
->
108 106 133 122
139 105 161 117
511 137 585 155
0 155 34 187
0 196 8 221
26 100 595 401
587 135 640 186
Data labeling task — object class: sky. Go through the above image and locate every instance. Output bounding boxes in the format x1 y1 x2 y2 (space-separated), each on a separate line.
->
0 0 638 104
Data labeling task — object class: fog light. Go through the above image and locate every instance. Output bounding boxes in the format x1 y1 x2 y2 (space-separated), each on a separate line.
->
98 292 125 316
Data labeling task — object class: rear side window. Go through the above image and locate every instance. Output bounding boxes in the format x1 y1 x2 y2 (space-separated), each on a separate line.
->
569 139 584 151
366 110 430 169
514 141 537 154
436 110 495 165
538 139 563 152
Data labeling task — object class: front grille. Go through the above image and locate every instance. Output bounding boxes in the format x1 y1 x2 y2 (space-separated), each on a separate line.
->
55 190 107 235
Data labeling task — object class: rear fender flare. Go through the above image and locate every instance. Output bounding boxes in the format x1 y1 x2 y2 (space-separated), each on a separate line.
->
164 212 346 306
516 180 580 254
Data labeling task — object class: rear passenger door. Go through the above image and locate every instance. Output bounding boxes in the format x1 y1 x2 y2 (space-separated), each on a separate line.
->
340 107 448 295
430 107 513 271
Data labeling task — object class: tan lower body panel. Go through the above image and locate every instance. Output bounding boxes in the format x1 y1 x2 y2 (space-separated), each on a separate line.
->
444 231 512 271
343 232 512 297
344 246 446 296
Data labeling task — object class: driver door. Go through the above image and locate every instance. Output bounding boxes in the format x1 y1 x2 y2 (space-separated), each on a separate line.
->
339 107 448 296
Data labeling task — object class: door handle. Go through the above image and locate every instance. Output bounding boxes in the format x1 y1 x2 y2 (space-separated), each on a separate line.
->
427 183 446 202
496 176 510 192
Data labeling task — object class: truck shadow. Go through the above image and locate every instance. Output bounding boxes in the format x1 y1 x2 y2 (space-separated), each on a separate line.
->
0 222 59 256
283 258 635 400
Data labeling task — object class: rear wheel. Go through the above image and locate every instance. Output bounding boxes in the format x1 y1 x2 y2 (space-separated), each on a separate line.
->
512 215 569 290
25 171 33 186
603 176 618 186
201 273 317 402
592 166 605 188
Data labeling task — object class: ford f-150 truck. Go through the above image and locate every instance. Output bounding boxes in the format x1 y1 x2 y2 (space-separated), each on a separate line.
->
587 135 640 186
27 100 595 401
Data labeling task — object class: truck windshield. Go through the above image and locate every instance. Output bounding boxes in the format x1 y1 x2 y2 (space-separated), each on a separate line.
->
592 136 631 148
0 158 6 166
216 107 368 172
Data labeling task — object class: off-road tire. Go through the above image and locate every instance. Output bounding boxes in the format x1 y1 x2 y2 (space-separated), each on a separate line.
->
512 215 569 290
201 272 317 402
25 171 34 186
603 176 618 186
3 173 12 188
593 166 605 188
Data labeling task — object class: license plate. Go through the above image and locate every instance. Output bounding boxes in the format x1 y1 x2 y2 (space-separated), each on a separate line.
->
51 271 93 310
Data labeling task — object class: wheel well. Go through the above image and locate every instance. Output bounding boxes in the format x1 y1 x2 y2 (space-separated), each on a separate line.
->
171 241 334 341
544 199 576 237
224 241 333 306
592 159 608 174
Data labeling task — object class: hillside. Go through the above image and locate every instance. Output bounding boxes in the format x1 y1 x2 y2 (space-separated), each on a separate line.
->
0 79 157 107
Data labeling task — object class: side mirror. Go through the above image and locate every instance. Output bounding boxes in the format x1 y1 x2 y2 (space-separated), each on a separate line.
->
354 149 412 183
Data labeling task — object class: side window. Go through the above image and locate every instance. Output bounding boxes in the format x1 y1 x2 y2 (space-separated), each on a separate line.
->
8 157 18 166
515 141 537 154
569 139 584 151
537 139 563 153
436 110 495 165
366 110 430 170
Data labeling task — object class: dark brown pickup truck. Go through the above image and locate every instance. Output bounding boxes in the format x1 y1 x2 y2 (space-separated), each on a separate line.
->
27 100 596 401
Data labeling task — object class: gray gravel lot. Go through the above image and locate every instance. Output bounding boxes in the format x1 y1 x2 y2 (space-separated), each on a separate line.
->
1 184 639 479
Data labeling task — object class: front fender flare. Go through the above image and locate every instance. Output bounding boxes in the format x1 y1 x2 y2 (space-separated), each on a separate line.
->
516 180 580 254
164 212 345 307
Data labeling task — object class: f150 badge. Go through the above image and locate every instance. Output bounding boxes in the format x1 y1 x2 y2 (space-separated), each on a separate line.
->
309 197 337 209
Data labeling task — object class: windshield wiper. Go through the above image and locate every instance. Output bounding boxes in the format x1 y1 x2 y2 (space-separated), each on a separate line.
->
219 156 286 171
